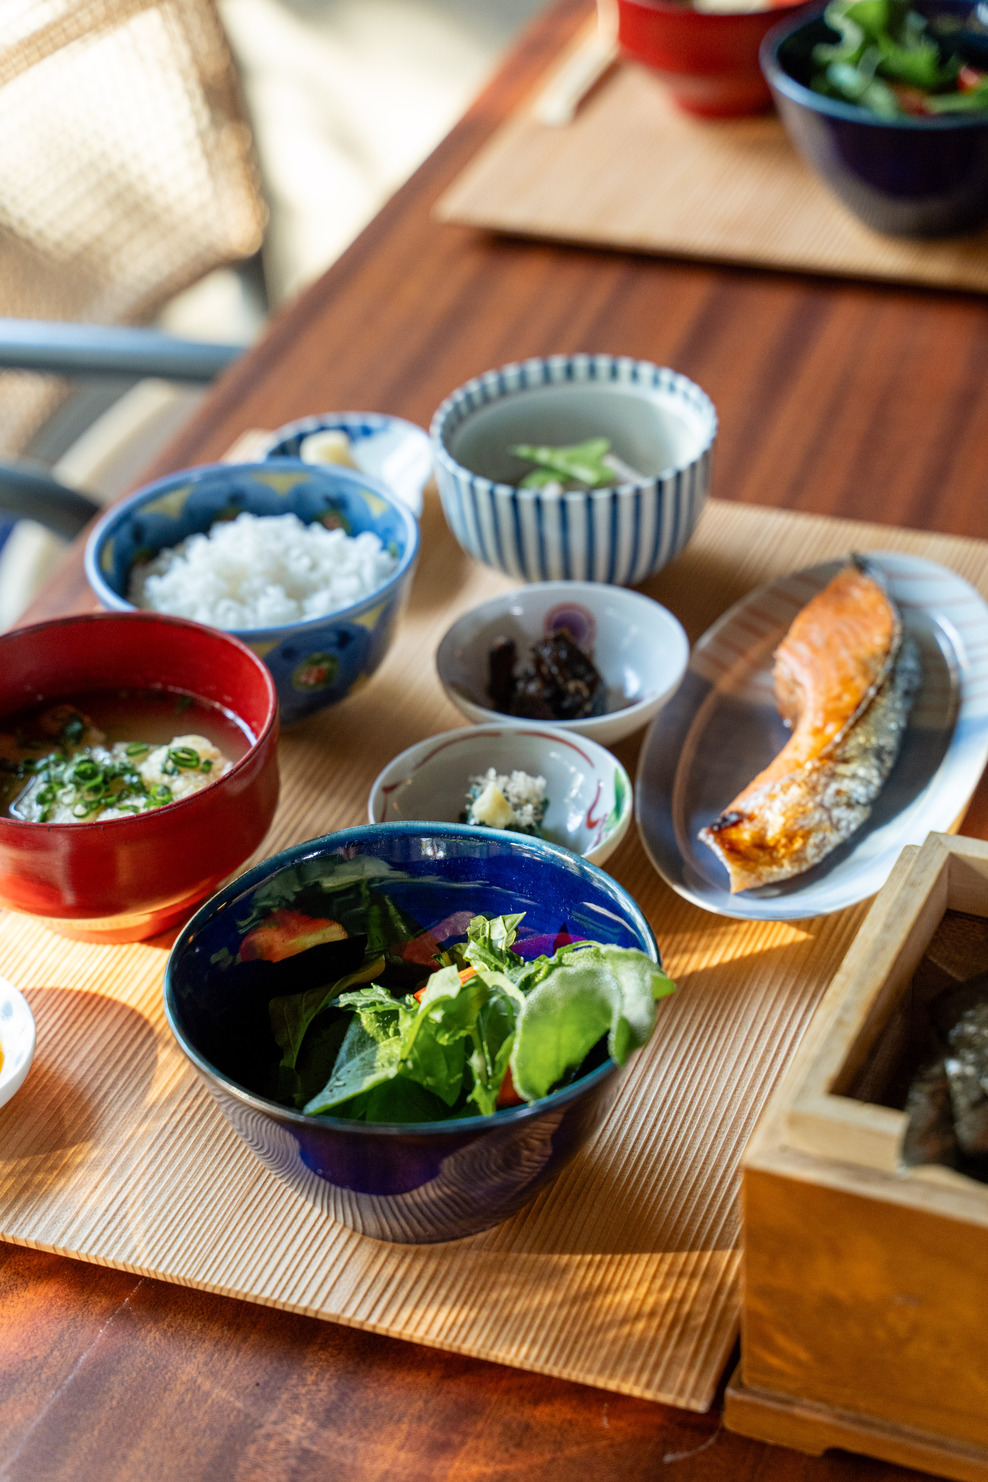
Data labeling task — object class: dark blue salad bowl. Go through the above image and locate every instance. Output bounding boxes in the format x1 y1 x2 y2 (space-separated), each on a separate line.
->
164 822 659 1243
761 9 988 236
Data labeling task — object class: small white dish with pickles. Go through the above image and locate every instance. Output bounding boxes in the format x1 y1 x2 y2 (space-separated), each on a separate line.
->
437 581 689 748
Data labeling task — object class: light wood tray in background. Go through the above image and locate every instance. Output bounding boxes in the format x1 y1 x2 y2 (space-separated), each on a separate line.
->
4 495 988 1412
436 59 988 294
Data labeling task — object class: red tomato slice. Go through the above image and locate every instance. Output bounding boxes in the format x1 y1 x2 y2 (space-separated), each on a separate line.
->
496 1065 524 1108
960 64 987 91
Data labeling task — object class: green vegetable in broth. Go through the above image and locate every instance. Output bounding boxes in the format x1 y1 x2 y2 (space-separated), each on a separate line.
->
511 438 646 491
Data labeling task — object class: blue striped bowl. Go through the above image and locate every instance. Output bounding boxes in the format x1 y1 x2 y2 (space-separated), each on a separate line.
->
430 355 716 585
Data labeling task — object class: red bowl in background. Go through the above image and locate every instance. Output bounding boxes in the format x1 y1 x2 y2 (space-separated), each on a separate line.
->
0 612 280 943
616 0 809 117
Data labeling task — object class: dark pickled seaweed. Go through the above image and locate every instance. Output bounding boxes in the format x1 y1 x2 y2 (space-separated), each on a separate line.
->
487 630 604 722
488 638 518 714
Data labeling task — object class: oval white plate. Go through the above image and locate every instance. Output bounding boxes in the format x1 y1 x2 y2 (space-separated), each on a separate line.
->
636 551 988 921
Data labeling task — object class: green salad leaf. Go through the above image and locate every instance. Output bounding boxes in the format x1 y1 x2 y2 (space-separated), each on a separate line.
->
810 0 970 115
304 964 487 1115
262 905 675 1124
509 945 674 1102
461 911 525 973
270 954 385 1073
268 953 385 1105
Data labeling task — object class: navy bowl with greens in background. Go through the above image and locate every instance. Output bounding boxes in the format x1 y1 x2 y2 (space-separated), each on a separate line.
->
164 822 660 1244
761 8 988 236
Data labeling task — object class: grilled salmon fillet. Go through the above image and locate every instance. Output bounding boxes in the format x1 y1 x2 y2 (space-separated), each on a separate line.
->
698 558 920 893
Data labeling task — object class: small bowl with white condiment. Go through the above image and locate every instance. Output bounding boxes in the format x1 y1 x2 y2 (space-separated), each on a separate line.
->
84 461 419 726
261 412 433 519
368 724 633 868
436 582 689 747
0 978 35 1111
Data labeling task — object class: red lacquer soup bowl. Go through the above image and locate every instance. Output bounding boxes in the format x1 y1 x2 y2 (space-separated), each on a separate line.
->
0 612 279 942
616 0 810 117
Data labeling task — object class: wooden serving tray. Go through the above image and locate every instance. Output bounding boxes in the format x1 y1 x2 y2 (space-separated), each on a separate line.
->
435 56 988 294
3 496 988 1411
728 834 988 1478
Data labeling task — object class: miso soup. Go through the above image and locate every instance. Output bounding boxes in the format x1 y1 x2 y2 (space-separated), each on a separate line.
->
0 688 252 824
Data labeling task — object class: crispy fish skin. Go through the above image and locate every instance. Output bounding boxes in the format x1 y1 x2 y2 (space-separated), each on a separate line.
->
698 559 920 893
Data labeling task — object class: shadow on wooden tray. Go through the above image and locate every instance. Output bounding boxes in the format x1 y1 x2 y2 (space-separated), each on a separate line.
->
0 987 158 1190
494 922 829 1257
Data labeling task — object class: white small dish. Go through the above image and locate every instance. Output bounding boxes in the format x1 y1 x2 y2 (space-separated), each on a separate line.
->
260 412 432 518
0 977 36 1110
637 551 988 921
436 581 689 747
368 724 633 868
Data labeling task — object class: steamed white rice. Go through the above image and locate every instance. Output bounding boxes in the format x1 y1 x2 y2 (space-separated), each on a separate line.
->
129 512 397 630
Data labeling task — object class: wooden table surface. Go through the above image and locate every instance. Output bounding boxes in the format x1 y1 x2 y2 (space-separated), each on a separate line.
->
5 2 988 1477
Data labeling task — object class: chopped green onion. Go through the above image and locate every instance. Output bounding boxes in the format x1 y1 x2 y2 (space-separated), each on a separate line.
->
4 722 223 823
167 746 201 770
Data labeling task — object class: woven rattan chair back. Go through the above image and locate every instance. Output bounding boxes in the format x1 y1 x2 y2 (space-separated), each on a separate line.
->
0 0 266 456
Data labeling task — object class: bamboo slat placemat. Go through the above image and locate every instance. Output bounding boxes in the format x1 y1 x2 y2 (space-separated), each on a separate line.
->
3 495 988 1411
435 58 988 293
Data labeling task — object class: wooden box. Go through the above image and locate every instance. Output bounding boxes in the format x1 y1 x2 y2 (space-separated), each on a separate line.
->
725 832 988 1482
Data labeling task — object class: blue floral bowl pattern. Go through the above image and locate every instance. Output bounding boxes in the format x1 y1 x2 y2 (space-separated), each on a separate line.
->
164 822 658 1243
430 355 716 586
84 461 419 726
761 12 988 237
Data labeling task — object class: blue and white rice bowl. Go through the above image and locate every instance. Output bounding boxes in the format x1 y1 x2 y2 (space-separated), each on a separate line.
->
84 461 419 726
430 355 717 586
